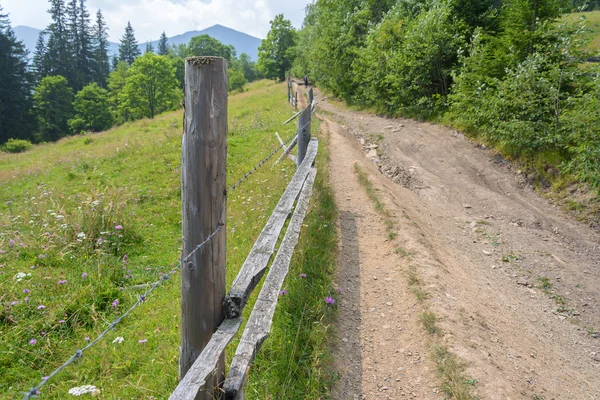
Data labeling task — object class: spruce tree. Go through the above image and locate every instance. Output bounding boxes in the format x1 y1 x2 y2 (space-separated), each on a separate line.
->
145 41 154 54
92 9 110 87
0 6 34 143
77 0 94 87
157 31 168 55
111 54 118 70
32 32 49 84
46 0 72 84
118 21 140 65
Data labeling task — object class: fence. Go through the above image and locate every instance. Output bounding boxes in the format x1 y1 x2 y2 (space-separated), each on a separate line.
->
24 59 317 400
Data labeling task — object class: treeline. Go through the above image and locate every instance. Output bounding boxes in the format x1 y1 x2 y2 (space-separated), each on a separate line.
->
0 0 261 149
292 0 600 188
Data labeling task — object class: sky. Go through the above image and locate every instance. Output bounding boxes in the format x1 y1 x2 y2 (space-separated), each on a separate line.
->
1 0 312 41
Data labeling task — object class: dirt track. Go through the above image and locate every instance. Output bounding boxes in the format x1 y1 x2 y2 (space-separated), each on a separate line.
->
295 84 600 399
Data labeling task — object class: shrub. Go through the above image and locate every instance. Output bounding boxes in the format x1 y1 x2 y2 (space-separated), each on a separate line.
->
2 138 33 153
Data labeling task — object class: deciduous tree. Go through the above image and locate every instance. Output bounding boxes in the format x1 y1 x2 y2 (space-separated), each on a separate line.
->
257 14 297 81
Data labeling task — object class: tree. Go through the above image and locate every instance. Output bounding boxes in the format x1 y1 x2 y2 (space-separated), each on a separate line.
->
157 31 169 55
145 41 154 54
32 31 49 84
119 53 180 119
118 21 140 65
107 61 130 122
237 52 261 82
34 75 74 142
45 0 73 84
187 34 235 60
0 6 35 144
92 10 110 87
228 67 247 92
69 82 113 132
66 0 94 91
257 14 297 81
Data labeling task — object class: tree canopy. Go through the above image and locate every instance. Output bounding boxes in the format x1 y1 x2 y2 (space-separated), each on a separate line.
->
258 14 297 81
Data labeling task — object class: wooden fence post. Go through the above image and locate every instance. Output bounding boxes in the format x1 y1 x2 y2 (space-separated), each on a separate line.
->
294 91 298 110
180 56 228 399
287 76 291 104
296 106 311 167
308 88 314 106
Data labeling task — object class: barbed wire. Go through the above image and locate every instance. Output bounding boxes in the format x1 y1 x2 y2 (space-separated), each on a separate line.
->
23 223 224 399
227 131 297 192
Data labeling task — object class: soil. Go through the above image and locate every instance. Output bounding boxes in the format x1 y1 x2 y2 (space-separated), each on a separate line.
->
293 83 600 399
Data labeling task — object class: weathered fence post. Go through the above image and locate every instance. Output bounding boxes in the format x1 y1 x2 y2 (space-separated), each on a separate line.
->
294 91 298 110
296 106 311 167
180 56 228 399
287 76 291 104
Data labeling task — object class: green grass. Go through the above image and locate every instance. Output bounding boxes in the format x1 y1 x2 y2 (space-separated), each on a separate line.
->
434 345 477 400
246 120 339 399
420 311 439 335
0 80 334 399
353 164 397 240
562 10 600 53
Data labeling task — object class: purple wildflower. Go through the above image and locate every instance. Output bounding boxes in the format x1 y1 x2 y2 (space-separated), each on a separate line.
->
337 287 343 294
325 296 336 305
29 339 37 345
111 299 119 308
115 225 123 230
279 290 287 296
30 265 35 269
41 332 45 336
138 339 148 343
37 305 46 309
59 320 65 324
122 254 128 263
10 301 16 306
42 376 48 381
85 336 90 342
82 272 88 278
20 242 24 247
58 279 67 285
0 250 5 254
23 289 31 293
299 273 307 278
24 297 29 302
9 239 15 247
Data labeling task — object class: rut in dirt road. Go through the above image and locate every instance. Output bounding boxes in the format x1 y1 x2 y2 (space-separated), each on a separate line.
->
296 83 600 400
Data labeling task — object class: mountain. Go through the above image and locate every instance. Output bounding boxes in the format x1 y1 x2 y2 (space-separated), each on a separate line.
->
13 24 262 61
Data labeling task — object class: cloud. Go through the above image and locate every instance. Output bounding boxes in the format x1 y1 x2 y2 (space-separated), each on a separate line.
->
2 0 311 42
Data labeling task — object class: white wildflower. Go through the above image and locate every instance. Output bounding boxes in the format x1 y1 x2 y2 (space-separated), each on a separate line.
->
77 232 86 239
112 336 124 344
61 224 68 229
68 385 99 396
56 215 65 220
14 272 31 282
91 200 100 207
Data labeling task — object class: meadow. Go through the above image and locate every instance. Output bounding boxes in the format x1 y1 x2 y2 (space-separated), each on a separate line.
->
0 80 337 399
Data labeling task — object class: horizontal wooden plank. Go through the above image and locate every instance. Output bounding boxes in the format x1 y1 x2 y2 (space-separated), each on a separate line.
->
282 109 303 125
223 167 317 400
169 317 242 400
224 139 318 318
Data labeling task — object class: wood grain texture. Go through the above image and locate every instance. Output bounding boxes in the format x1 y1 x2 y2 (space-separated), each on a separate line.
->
223 167 317 400
170 318 242 400
296 106 312 167
224 139 318 318
180 56 228 399
274 136 297 166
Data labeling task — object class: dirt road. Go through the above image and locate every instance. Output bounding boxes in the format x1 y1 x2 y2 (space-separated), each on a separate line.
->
296 84 600 399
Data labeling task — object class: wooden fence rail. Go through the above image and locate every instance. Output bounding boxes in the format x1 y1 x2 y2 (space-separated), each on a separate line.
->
171 73 318 400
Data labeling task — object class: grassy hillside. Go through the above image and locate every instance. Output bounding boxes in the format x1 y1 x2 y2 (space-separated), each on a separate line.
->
562 10 600 53
0 80 337 399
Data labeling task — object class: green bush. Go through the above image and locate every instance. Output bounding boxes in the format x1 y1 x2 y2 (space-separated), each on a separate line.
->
2 138 33 153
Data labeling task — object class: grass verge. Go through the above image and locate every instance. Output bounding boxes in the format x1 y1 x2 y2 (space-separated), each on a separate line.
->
0 80 318 399
353 164 397 240
246 113 339 399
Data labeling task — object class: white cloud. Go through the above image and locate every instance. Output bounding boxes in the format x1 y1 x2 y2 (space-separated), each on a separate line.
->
2 0 311 42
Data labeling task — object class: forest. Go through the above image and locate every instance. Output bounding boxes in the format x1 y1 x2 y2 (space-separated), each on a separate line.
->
290 0 600 189
0 0 260 150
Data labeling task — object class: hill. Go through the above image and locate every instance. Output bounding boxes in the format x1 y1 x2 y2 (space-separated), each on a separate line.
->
13 24 262 60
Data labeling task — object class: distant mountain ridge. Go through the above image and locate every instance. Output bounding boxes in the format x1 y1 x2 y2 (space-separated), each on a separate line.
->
13 24 262 61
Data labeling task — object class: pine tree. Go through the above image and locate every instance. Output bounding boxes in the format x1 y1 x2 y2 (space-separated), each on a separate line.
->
77 0 94 87
111 54 118 70
118 21 140 65
45 0 72 84
0 6 35 143
92 9 110 87
32 31 49 84
157 31 168 55
145 41 154 54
